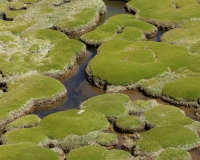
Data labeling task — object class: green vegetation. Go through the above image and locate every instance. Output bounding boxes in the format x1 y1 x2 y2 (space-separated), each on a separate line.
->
115 115 144 132
58 131 117 151
0 74 66 126
126 100 157 115
136 125 199 153
0 142 60 160
142 105 194 128
125 0 200 29
81 14 157 45
67 145 132 160
80 93 130 121
2 109 109 143
156 148 192 160
162 76 200 102
5 114 41 131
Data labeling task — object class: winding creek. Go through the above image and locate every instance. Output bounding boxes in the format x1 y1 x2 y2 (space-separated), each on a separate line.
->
32 0 200 159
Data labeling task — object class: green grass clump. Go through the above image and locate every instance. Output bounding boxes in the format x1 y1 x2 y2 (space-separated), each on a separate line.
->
80 93 130 121
162 76 200 102
126 0 200 28
127 100 156 115
2 109 109 144
0 142 59 160
59 131 117 151
0 74 66 123
5 114 41 131
0 35 14 42
143 105 193 128
115 115 144 132
87 40 191 86
136 125 199 153
67 145 132 160
156 148 192 160
81 14 157 45
39 109 109 139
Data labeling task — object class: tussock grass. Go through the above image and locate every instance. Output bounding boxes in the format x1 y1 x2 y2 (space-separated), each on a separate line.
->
80 93 130 121
67 145 132 160
0 74 66 127
156 148 192 160
81 14 157 45
142 105 193 128
0 142 60 160
136 125 200 154
5 114 41 131
125 0 200 29
115 115 144 132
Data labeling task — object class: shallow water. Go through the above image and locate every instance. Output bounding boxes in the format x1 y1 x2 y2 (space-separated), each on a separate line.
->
34 0 200 159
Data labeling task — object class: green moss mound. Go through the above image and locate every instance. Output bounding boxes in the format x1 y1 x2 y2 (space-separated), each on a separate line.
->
115 115 144 133
67 145 132 160
126 0 200 29
86 40 190 86
0 29 85 76
127 100 156 115
162 76 200 102
5 114 41 131
143 105 194 128
0 142 59 160
0 74 66 128
81 14 157 45
2 109 109 143
59 131 118 151
136 125 199 154
80 93 130 121
156 148 192 160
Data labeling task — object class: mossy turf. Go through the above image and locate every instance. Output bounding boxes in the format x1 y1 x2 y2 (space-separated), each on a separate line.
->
80 14 157 45
136 125 200 153
125 0 200 29
5 114 41 131
87 40 190 85
0 29 85 76
67 145 132 160
115 115 144 132
156 148 192 160
59 131 118 151
0 74 66 125
162 76 200 102
127 100 157 115
80 93 130 121
1 109 109 144
142 105 193 128
0 142 60 160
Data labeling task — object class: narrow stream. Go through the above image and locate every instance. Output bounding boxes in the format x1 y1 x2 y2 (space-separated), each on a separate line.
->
34 0 200 159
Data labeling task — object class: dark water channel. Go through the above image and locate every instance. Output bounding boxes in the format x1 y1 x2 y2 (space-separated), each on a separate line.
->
33 0 200 159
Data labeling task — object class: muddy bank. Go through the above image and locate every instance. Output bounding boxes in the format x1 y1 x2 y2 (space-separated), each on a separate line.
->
0 89 67 130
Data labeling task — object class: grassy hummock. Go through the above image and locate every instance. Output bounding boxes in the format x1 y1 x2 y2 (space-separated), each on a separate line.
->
0 29 86 78
125 0 200 29
0 142 60 160
115 115 144 133
80 14 157 45
135 125 200 154
126 100 157 115
0 74 66 129
80 93 130 122
1 109 109 144
142 105 194 128
156 148 192 160
5 114 41 131
67 145 132 160
162 76 200 104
